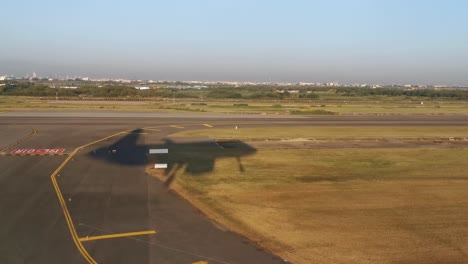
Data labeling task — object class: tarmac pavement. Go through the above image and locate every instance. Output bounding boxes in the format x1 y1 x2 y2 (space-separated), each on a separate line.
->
1 111 467 263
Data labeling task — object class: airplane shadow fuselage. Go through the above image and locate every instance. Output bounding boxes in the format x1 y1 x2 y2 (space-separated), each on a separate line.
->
88 129 257 177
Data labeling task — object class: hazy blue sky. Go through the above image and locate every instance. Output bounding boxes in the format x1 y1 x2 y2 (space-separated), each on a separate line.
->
1 0 467 84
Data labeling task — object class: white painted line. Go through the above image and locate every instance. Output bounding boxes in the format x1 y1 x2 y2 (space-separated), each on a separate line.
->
155 163 168 169
203 124 213 127
213 141 224 149
149 149 168 154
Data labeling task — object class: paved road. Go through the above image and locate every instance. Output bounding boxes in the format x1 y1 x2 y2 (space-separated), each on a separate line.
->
1 112 468 264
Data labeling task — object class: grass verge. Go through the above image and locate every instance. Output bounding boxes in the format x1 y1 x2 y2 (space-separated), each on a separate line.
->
148 147 468 264
2 96 468 115
171 126 468 140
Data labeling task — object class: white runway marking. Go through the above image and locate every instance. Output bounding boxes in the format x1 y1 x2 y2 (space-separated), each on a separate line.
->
149 149 168 154
213 141 224 149
155 164 168 169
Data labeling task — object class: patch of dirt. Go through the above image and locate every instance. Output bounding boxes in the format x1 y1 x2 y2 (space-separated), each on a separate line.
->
248 138 468 149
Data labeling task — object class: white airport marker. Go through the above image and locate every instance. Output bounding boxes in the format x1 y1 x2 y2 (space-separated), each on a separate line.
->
149 149 168 154
150 149 169 169
213 141 224 149
154 164 168 169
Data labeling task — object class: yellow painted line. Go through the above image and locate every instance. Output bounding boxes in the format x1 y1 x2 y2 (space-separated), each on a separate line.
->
50 149 95 263
79 230 156 242
144 128 161 131
50 130 130 264
192 261 208 264
80 130 131 149
0 128 38 152
48 124 217 263
170 125 185 129
203 124 213 128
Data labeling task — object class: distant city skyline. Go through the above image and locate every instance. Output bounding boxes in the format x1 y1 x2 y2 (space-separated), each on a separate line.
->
1 0 468 86
3 71 465 88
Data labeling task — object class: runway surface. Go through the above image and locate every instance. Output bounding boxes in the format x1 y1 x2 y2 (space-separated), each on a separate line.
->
1 111 467 264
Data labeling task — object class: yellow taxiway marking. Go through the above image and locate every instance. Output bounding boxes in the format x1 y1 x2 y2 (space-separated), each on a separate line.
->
192 261 208 264
203 124 213 128
50 130 130 264
170 125 185 129
0 128 38 152
49 124 232 263
144 128 161 131
50 149 96 263
79 230 156 242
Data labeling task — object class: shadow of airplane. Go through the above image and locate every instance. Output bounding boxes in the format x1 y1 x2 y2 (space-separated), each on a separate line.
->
88 129 257 185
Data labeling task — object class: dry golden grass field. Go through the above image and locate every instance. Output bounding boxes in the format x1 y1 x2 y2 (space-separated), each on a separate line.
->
148 127 468 264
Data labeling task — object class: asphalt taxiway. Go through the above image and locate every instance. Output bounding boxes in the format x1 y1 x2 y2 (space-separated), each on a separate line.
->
1 111 467 264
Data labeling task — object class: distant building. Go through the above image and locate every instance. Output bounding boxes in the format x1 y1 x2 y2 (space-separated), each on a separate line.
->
117 79 132 83
192 85 208 89
0 75 15 81
275 89 299 94
134 86 150 90
326 82 339 87
298 82 317 86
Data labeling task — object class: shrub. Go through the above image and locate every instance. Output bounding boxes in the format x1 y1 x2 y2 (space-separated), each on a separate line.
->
290 109 336 115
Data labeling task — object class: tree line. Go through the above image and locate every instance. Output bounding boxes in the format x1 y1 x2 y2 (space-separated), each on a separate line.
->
336 87 468 99
0 82 301 99
2 81 468 100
